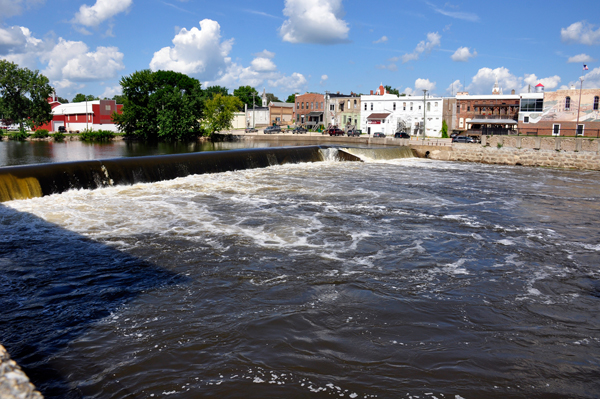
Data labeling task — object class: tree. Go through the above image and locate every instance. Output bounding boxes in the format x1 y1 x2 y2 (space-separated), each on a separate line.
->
233 85 259 111
0 60 53 129
112 94 126 104
266 93 280 104
113 69 204 141
203 94 243 135
57 96 69 104
203 85 229 100
384 85 400 96
441 120 449 138
72 93 98 102
286 94 297 103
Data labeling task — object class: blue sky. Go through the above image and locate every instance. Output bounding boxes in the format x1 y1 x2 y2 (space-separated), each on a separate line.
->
1 0 599 101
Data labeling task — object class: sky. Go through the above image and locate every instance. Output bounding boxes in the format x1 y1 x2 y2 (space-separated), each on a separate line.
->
1 0 599 102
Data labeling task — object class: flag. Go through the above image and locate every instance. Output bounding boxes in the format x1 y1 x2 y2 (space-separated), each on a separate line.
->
583 64 589 71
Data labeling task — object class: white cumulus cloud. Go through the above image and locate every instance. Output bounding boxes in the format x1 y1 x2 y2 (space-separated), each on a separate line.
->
451 46 477 62
151 19 308 96
279 0 350 44
394 32 441 64
415 78 436 92
464 67 565 94
373 36 388 44
522 74 561 91
73 0 133 27
445 79 463 95
567 53 595 63
561 21 600 45
320 74 328 85
150 19 233 78
41 38 125 82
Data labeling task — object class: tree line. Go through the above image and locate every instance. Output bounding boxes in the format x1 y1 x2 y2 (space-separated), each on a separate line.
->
0 60 301 141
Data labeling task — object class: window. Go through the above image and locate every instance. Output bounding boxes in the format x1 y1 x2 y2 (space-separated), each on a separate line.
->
403 102 406 111
393 103 396 111
457 104 460 112
301 102 304 110
370 103 373 111
410 102 413 111
418 105 421 110
553 124 560 136
427 102 431 112
520 98 544 112
364 103 367 111
348 100 351 109
330 104 335 111
311 102 314 109
354 100 357 108
523 116 530 123
435 102 438 108
459 118 464 128
577 124 584 136
105 105 111 111
565 96 571 110
297 102 300 109
594 96 599 110
467 105 470 111
321 102 323 109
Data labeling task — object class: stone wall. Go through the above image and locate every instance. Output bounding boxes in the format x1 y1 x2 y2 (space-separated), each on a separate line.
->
0 345 43 399
422 137 600 171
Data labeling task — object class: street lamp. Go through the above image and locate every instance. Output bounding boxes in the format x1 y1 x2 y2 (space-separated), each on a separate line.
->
422 89 427 141
575 76 584 136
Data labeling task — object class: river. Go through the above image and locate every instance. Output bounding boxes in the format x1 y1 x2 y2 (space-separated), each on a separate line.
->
1 151 599 398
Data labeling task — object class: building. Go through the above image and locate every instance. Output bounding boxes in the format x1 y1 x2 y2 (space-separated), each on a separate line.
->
454 79 520 136
518 83 600 136
360 84 443 137
294 93 325 129
328 92 361 131
269 102 294 126
245 89 269 128
37 94 123 132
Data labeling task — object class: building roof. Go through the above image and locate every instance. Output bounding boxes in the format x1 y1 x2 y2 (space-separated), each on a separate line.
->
270 102 294 108
307 111 323 117
367 113 391 120
536 83 545 87
52 101 101 115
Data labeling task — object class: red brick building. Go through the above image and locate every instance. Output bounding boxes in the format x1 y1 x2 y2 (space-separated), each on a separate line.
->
294 93 325 128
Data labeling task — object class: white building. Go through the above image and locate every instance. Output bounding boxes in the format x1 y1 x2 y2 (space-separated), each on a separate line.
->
245 89 269 128
360 84 443 137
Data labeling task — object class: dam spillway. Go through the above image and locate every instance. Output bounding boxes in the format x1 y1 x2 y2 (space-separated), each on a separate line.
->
0 145 380 202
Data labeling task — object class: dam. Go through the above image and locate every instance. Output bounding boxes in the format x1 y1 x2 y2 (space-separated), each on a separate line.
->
1 144 599 398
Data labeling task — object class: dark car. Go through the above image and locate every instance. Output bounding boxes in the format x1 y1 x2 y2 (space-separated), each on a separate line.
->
452 136 475 143
292 126 307 134
450 132 459 138
264 126 282 134
57 126 66 133
245 127 258 133
327 127 344 136
394 132 410 139
373 132 386 138
347 129 362 137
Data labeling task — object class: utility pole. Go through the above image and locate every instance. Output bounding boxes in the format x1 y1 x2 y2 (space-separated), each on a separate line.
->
575 75 584 136
325 91 330 129
252 92 256 129
422 90 427 141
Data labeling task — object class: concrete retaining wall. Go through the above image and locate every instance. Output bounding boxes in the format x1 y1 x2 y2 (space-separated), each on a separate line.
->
0 345 43 399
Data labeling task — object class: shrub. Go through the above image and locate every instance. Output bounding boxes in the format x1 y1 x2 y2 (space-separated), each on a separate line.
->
79 128 115 142
52 132 65 141
497 143 503 149
31 129 49 138
10 127 30 141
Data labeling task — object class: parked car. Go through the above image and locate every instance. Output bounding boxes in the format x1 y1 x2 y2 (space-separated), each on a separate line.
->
373 132 386 138
245 127 258 133
292 126 307 134
450 132 460 138
452 136 475 143
394 132 410 139
326 127 344 136
347 129 362 137
58 126 66 133
264 125 282 134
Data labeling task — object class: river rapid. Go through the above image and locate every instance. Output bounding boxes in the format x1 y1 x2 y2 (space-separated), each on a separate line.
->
1 153 600 398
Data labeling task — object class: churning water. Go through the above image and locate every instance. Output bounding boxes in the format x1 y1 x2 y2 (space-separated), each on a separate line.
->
1 153 600 398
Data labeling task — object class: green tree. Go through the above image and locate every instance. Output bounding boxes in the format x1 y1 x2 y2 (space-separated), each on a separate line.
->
112 94 126 104
203 94 243 135
113 69 204 141
286 94 297 103
384 85 400 96
203 85 229 100
233 85 259 111
57 96 69 104
441 120 449 138
265 93 280 104
72 93 98 102
0 60 53 129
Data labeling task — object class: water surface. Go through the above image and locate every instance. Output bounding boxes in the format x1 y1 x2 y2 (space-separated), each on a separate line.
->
1 155 599 398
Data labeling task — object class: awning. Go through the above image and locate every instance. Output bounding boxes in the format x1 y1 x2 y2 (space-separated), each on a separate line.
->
468 118 518 124
367 113 390 120
307 111 323 117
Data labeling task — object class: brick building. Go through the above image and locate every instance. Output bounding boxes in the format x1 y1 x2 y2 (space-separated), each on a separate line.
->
294 93 325 129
